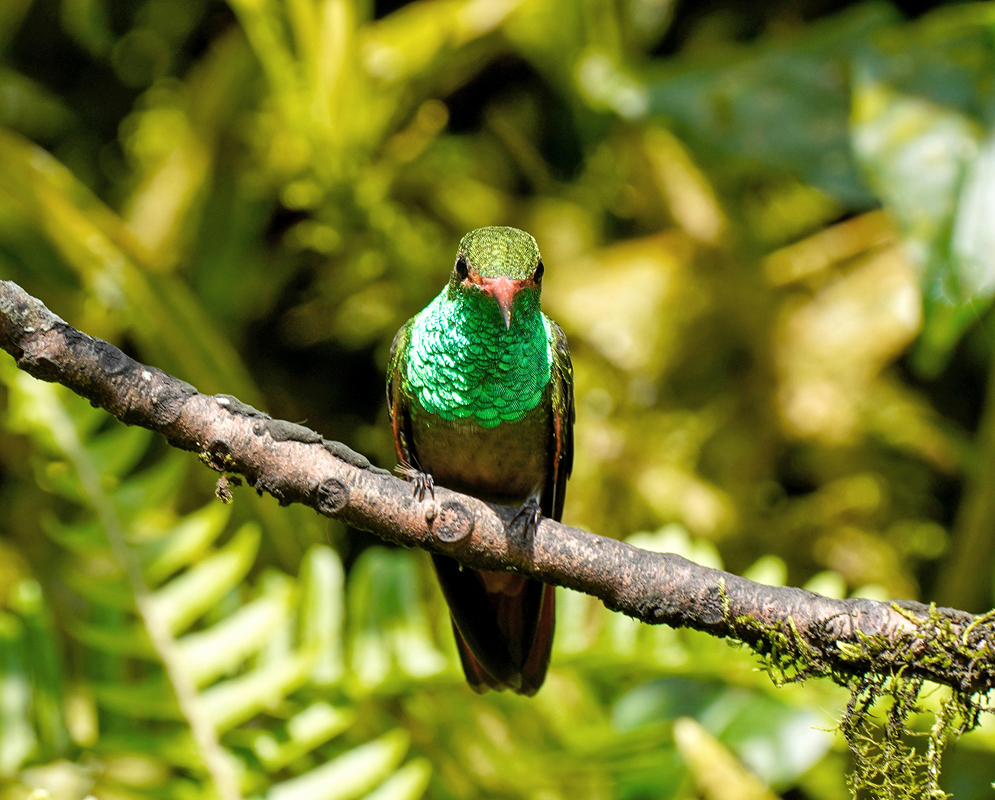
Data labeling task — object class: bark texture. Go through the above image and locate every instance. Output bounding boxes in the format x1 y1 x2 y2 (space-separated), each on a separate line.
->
2 278 993 695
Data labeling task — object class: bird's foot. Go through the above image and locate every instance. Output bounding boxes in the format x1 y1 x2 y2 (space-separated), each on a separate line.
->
510 495 543 540
396 461 436 502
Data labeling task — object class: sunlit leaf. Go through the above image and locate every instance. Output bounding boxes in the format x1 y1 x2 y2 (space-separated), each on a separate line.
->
152 522 261 635
250 702 354 772
265 731 410 800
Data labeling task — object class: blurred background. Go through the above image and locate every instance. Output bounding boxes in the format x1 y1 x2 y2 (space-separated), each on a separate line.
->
2 0 995 797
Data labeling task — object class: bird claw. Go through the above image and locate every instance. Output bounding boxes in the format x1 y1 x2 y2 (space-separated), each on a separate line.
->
412 472 435 502
510 496 543 539
396 462 436 502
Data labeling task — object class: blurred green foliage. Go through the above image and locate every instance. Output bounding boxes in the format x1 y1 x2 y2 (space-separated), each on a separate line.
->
4 0 995 797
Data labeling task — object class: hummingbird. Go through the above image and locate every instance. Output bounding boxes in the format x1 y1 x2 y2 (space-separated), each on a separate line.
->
387 226 574 695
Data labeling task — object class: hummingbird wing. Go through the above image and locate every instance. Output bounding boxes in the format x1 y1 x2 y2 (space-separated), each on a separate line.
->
544 319 575 522
387 321 416 469
516 319 574 695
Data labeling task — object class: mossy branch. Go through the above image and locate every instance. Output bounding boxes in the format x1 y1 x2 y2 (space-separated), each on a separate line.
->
3 278 995 701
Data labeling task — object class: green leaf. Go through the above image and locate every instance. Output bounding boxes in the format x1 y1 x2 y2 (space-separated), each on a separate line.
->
359 759 431 800
265 730 410 800
41 515 106 555
612 678 725 732
142 501 233 586
716 693 830 789
60 0 113 57
201 652 312 732
251 702 355 773
93 675 182 719
113 451 188 521
849 7 995 374
85 423 154 482
346 548 447 689
63 565 133 612
70 619 154 658
299 545 345 686
0 69 74 139
14 579 75 756
0 612 37 777
180 572 294 688
152 522 261 635
851 79 981 367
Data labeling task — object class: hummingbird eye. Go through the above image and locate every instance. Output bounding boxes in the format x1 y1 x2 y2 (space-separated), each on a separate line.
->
534 260 544 282
455 256 469 280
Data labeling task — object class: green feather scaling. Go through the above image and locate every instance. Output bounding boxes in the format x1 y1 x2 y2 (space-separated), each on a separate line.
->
405 285 553 427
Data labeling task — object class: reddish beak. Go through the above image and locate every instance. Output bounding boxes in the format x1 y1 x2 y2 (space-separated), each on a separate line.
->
480 276 525 330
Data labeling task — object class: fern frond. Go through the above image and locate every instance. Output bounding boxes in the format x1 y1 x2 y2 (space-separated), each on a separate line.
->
0 365 430 800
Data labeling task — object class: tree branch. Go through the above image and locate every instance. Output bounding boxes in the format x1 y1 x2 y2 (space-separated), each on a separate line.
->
3 278 994 697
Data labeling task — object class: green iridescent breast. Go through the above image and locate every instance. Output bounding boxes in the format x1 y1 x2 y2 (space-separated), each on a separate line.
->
405 288 553 428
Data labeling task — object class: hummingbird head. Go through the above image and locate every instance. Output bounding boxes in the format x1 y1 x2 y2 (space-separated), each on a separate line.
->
449 226 543 330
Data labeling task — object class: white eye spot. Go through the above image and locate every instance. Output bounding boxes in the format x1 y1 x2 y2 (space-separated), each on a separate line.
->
217 396 231 406
141 370 152 381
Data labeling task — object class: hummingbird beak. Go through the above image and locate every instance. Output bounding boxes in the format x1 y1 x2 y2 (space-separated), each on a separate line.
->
480 276 524 330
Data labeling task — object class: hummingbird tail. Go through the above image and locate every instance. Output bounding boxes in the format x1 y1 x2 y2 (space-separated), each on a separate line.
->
432 554 555 695
518 582 555 696
452 625 503 694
